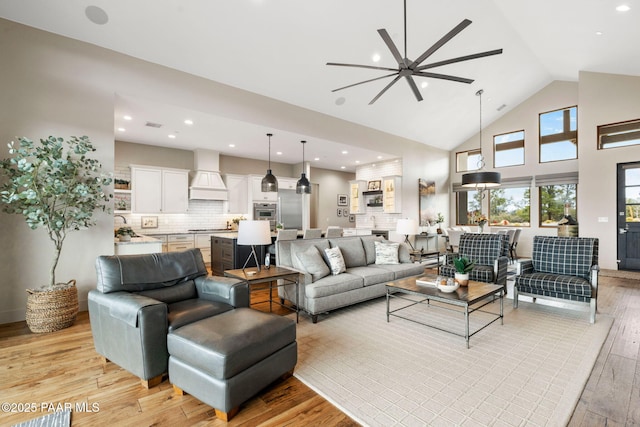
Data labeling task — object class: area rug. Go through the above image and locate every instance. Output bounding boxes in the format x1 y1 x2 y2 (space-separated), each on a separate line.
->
293 296 613 427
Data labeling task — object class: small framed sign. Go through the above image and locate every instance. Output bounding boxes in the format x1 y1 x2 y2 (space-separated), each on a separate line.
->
337 194 348 206
141 216 158 229
367 180 381 191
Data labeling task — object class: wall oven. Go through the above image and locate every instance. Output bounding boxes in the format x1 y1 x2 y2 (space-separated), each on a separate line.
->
253 203 277 231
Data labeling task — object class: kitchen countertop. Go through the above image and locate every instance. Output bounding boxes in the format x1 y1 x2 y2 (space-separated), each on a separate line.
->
114 235 162 245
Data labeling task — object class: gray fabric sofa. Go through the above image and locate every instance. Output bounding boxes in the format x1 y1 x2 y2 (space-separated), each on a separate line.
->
88 248 250 387
276 235 426 323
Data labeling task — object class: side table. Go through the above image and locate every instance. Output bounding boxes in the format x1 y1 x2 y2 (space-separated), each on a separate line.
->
224 266 300 323
409 250 440 272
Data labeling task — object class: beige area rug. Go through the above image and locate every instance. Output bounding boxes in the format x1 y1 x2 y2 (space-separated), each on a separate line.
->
293 295 613 427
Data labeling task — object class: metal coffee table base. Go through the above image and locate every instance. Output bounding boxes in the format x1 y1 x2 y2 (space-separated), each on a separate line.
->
386 282 503 349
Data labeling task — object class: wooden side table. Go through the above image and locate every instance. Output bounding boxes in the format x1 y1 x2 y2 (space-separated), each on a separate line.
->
409 250 440 272
224 266 300 323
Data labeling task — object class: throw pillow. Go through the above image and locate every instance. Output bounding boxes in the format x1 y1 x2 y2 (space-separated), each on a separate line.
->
324 246 346 275
375 241 400 264
294 245 330 282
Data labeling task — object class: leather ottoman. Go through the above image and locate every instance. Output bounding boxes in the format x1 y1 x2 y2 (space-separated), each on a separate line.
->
167 308 297 421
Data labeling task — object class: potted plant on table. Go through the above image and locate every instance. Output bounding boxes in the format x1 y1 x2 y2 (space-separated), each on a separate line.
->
435 212 445 234
0 136 112 333
453 256 475 286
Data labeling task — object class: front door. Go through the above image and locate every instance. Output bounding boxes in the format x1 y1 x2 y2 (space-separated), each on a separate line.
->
617 162 640 270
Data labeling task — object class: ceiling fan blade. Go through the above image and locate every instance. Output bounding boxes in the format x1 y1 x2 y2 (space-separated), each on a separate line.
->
404 75 423 102
414 71 474 84
369 75 402 105
416 49 503 71
327 62 398 73
331 72 399 93
377 29 406 67
410 19 472 68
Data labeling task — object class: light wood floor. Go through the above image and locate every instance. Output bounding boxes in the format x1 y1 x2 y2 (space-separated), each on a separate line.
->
0 275 638 426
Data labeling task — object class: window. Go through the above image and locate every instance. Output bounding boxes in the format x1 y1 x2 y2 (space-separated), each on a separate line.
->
598 118 640 150
624 167 640 222
455 149 481 172
539 184 577 227
489 187 530 227
455 189 480 225
494 130 524 167
539 106 577 162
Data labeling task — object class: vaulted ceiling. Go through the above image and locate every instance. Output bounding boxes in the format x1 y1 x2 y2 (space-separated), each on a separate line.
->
1 0 638 171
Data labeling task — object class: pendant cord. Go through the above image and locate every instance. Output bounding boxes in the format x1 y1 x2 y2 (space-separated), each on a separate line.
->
403 0 407 59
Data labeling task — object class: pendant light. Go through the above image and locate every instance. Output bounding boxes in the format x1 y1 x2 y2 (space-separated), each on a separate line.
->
261 133 278 192
296 140 311 194
461 89 501 189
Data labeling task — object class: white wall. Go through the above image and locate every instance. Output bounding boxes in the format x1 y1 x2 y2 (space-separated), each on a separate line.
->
449 74 640 269
0 18 446 323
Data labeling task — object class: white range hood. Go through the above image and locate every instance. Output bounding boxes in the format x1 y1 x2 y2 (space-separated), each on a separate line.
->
189 149 228 201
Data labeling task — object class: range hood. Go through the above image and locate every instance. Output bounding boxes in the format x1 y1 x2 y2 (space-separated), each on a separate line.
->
189 149 228 200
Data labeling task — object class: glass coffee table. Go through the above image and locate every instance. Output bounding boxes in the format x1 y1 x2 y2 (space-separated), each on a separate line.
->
386 274 503 348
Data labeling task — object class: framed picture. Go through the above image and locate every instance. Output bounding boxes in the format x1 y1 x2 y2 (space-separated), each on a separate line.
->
337 194 348 206
348 214 355 222
418 179 436 226
367 180 381 191
337 209 342 217
141 216 158 229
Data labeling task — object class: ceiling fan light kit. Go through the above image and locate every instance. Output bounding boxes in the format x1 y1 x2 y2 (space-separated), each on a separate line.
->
261 133 278 192
327 0 503 104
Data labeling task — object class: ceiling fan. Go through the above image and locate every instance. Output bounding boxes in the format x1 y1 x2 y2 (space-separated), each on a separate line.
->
327 0 503 105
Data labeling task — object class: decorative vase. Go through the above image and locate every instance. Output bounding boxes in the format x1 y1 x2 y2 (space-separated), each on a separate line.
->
454 272 470 287
478 223 485 233
25 280 79 333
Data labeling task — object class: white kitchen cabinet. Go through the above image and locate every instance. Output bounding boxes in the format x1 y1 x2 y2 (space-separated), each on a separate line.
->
382 175 402 213
250 175 278 202
130 165 189 213
224 174 249 214
277 176 298 190
167 234 195 252
194 233 213 264
349 180 367 214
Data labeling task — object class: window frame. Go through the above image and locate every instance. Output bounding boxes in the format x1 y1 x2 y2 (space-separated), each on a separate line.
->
488 185 531 227
455 149 482 173
538 106 578 163
538 184 578 227
493 129 525 168
598 118 640 150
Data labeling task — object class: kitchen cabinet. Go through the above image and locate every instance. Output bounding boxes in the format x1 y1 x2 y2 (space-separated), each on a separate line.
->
114 236 163 255
210 235 266 276
130 165 189 213
250 175 278 202
382 175 402 213
167 234 195 252
277 176 298 190
195 233 213 264
223 174 249 214
349 180 366 214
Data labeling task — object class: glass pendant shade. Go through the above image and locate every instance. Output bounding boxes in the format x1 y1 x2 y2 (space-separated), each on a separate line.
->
461 89 500 189
296 140 311 194
261 133 278 192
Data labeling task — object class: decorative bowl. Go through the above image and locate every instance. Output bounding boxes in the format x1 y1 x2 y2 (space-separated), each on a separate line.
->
437 282 459 293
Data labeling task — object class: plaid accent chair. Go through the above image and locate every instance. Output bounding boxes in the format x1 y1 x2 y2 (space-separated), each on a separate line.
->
440 233 510 292
514 236 599 323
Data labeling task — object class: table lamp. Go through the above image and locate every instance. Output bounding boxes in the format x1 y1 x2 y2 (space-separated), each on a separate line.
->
237 220 272 272
396 218 419 251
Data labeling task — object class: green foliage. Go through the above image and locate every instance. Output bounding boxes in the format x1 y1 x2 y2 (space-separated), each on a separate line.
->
0 136 113 288
436 212 445 224
453 256 475 274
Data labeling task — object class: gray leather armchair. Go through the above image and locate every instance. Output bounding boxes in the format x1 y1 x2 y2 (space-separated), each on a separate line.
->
88 248 249 388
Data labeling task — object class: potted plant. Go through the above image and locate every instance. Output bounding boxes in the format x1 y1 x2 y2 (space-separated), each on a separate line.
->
0 136 112 333
435 212 445 234
453 256 475 286
231 216 246 230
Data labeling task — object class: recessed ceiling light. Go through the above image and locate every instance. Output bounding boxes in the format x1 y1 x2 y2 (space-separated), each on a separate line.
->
421 81 429 89
314 157 320 161
85 5 109 25
184 119 194 125
168 134 176 139
616 4 630 11
117 127 125 132
377 156 383 159
355 160 360 164
372 53 381 62
595 31 603 36
276 151 282 155
123 115 132 121
342 150 348 154
229 144 235 148
340 166 346 169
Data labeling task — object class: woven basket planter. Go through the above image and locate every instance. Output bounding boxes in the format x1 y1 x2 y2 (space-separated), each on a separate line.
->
26 280 79 333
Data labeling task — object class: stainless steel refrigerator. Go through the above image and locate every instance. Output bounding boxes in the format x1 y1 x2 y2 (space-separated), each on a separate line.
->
277 189 303 230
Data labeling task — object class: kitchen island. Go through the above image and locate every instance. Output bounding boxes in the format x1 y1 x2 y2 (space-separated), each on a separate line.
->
114 235 163 255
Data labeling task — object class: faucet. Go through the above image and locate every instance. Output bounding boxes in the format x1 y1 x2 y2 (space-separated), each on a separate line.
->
114 214 127 224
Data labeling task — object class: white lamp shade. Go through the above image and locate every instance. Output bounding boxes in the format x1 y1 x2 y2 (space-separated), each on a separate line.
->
396 218 419 235
237 220 272 245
